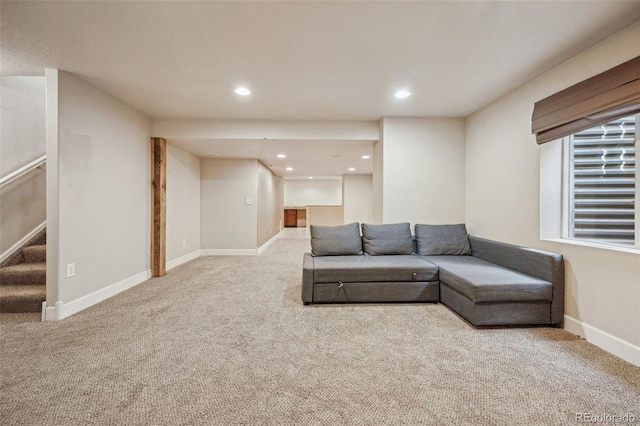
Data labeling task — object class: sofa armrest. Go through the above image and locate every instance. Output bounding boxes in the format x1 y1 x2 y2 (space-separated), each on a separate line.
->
302 253 314 304
469 236 565 325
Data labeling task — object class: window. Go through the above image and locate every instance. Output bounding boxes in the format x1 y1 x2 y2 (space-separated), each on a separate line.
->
565 114 638 247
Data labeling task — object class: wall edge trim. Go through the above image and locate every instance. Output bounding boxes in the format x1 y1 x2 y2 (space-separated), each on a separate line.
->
564 315 640 367
43 270 152 321
167 249 201 271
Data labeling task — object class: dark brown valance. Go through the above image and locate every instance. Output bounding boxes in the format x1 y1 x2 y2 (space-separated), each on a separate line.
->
532 55 640 144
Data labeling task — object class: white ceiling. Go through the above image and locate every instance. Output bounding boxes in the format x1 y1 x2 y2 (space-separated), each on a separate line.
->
3 1 640 177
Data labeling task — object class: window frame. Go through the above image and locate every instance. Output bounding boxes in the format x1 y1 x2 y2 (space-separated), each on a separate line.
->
561 114 640 250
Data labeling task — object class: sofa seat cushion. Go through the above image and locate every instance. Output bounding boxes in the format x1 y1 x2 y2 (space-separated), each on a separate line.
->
313 255 439 283
421 255 552 303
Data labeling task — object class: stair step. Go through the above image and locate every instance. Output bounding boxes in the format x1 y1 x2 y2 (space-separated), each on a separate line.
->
23 245 46 263
0 263 46 286
0 285 45 313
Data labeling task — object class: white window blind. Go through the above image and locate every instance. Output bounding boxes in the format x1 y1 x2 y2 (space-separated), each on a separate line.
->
569 115 637 245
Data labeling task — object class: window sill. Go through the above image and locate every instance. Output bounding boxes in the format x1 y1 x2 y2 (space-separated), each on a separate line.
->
541 238 640 255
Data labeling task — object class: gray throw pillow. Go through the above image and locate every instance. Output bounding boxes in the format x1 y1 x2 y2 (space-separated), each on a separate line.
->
415 224 471 255
361 222 414 255
310 222 363 256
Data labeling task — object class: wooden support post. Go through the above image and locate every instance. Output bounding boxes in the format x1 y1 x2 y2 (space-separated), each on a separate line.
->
151 138 166 277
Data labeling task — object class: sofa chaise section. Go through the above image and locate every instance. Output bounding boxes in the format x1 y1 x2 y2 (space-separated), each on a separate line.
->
422 236 564 326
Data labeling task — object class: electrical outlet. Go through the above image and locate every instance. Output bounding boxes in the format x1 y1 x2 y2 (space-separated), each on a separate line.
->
67 263 75 278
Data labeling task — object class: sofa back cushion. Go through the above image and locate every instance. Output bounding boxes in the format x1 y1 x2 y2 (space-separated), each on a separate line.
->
361 223 414 255
415 224 471 255
310 222 363 256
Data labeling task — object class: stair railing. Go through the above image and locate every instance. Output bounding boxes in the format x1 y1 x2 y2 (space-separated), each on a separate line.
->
0 155 46 188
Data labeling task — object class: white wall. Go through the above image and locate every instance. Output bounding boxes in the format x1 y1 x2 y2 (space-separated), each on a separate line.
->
465 22 640 361
379 118 465 226
52 70 151 311
0 172 46 256
200 158 258 252
372 136 383 224
1 77 46 176
167 144 201 265
0 77 47 256
153 120 378 141
257 161 284 247
284 179 342 207
343 174 373 225
308 206 344 226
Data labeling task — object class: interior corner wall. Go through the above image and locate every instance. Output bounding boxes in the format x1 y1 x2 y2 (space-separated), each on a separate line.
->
166 144 201 264
56 71 151 306
200 158 258 251
379 117 465 226
372 127 383 224
257 161 284 247
464 21 640 351
343 174 373 225
0 77 47 255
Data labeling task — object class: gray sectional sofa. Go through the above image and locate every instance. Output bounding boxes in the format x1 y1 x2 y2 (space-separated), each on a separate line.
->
302 222 565 327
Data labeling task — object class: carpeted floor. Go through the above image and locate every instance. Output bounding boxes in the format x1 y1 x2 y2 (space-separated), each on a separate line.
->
1 238 639 425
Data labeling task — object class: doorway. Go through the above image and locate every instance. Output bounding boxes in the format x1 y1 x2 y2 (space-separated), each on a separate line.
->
284 208 306 228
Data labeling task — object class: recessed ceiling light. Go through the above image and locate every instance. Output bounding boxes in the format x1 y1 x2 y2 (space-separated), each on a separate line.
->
235 87 251 96
277 154 286 159
286 167 293 171
361 155 371 159
348 168 356 171
394 90 411 99
308 176 313 179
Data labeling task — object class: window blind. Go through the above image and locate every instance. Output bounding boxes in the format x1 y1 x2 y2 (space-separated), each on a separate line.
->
569 115 636 244
532 55 640 144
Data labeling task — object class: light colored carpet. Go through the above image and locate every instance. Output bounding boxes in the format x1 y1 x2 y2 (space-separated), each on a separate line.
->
1 238 638 425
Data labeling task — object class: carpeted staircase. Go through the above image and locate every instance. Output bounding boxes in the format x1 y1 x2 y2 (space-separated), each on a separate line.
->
0 229 46 313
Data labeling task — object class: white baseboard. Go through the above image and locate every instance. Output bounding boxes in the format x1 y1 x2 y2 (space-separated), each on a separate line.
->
0 221 47 264
201 248 257 256
257 230 283 255
42 269 152 321
200 233 285 257
166 249 201 271
564 315 640 367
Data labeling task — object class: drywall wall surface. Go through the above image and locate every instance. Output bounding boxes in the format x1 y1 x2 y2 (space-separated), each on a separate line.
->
257 161 284 247
57 71 151 303
45 69 60 305
0 76 47 255
152 120 379 141
380 117 465 226
1 76 46 176
465 21 640 348
284 178 342 206
308 206 344 226
167 144 201 262
0 172 46 256
200 158 258 250
343 174 373 225
372 134 383 224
